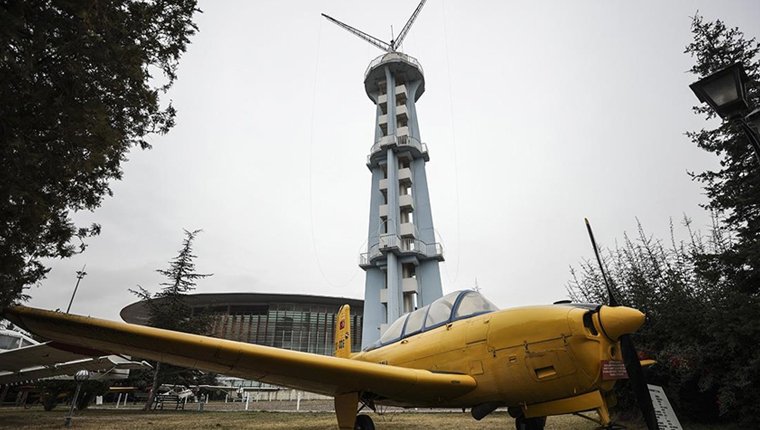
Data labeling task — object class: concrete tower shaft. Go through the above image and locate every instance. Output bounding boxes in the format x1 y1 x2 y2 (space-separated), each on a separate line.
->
360 53 444 348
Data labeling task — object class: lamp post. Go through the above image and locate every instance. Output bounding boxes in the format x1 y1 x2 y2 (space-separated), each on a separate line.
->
64 370 90 428
689 62 760 164
66 265 87 314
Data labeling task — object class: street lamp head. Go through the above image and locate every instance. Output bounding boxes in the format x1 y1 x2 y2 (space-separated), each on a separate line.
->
74 370 90 382
690 62 750 120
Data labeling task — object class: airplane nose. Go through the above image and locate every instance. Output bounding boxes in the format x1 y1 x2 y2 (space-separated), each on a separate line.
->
598 306 645 341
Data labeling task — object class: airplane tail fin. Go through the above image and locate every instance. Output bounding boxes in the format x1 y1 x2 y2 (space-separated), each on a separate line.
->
334 304 351 358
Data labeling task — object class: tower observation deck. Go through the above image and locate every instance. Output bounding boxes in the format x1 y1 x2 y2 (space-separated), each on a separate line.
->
359 52 444 347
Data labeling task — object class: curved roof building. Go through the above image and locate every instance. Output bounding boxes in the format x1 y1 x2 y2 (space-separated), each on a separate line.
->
121 293 364 356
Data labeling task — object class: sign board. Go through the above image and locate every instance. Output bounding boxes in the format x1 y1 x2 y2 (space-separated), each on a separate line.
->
601 360 628 380
648 384 683 430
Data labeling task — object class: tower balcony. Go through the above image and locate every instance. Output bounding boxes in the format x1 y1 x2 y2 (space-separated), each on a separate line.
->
395 105 408 119
402 277 419 293
399 222 416 237
400 238 444 261
398 167 412 183
379 233 400 251
395 85 408 105
399 194 414 210
364 52 425 102
379 168 412 191
367 136 429 169
359 236 445 269
359 243 381 268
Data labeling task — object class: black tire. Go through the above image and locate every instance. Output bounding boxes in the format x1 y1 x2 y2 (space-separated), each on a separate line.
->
42 396 57 411
354 414 375 430
515 415 546 430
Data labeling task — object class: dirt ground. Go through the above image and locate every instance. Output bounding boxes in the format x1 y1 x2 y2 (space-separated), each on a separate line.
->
0 400 739 429
0 408 595 430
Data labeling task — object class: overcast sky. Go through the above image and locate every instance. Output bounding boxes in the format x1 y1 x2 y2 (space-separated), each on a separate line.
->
27 0 760 320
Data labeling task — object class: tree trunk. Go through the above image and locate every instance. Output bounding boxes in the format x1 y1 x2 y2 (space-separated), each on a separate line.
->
143 361 162 411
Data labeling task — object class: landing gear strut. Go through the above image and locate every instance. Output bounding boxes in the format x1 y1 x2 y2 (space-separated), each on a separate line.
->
354 414 375 430
515 415 546 430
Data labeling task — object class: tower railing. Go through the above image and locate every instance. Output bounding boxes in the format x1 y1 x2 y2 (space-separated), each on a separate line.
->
366 135 429 166
359 235 444 267
364 52 424 81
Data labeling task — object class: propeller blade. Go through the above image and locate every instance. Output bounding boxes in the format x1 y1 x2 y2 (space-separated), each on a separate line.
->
584 218 619 306
584 219 658 429
620 334 659 430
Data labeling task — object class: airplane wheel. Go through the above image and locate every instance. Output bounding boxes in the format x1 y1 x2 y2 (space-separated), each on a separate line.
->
515 415 546 430
354 414 375 430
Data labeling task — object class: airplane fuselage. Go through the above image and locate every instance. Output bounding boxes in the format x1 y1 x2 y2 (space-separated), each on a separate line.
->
353 304 619 410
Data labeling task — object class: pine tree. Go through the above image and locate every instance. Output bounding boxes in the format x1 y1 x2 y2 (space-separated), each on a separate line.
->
683 14 760 424
130 229 213 410
686 14 760 293
569 14 760 425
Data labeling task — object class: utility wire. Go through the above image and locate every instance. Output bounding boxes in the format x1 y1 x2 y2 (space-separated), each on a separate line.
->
441 0 462 285
308 18 361 290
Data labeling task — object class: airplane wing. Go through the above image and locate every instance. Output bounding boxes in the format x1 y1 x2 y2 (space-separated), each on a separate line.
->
0 352 150 385
0 341 99 372
5 306 476 404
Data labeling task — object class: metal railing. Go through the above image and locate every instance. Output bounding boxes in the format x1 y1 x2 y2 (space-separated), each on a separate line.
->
359 235 443 266
364 52 424 80
366 135 428 165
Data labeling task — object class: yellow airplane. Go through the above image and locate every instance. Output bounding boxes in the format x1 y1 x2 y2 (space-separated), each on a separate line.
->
4 289 654 430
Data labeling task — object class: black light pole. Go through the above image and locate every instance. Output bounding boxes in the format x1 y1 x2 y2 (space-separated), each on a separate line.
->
64 370 90 427
690 62 760 164
66 265 87 314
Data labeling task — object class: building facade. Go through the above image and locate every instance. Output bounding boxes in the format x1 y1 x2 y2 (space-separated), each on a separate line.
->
120 293 364 356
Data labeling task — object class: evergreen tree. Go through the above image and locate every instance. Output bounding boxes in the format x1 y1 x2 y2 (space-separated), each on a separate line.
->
130 229 213 410
569 14 760 425
569 217 732 422
0 1 200 311
684 13 760 424
686 14 760 294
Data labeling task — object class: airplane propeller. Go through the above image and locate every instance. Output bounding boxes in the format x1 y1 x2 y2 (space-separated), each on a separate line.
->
584 218 660 430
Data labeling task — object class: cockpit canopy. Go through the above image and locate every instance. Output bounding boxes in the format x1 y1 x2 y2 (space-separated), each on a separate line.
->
367 290 499 351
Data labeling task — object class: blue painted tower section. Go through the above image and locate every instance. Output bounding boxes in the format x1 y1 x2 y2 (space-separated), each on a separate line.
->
360 53 444 348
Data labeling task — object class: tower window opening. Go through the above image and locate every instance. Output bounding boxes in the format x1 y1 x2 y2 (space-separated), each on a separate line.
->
398 157 411 169
381 189 388 204
400 184 411 196
403 292 416 314
402 263 416 279
401 210 413 224
394 81 406 105
401 237 416 252
397 116 408 128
